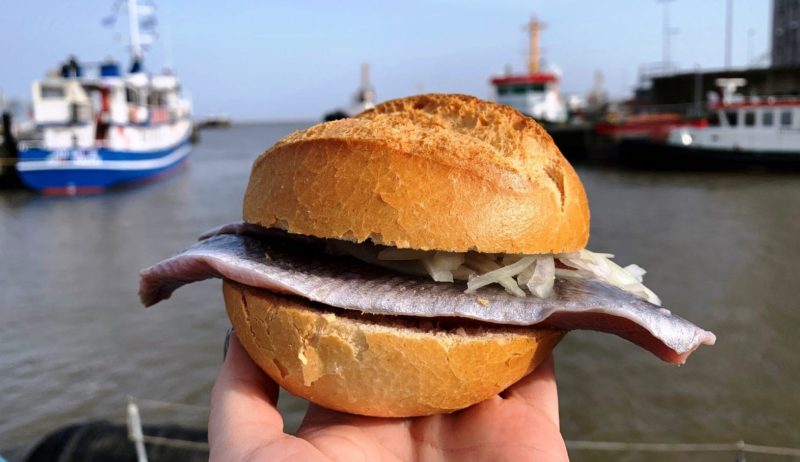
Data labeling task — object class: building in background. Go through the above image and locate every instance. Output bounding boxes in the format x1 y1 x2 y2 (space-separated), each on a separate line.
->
772 0 800 66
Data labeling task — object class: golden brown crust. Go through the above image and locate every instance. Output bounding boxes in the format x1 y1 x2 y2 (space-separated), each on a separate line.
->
223 281 564 417
243 93 589 254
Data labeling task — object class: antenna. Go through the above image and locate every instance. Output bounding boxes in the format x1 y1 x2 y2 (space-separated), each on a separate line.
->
724 0 733 68
656 0 678 71
127 0 142 60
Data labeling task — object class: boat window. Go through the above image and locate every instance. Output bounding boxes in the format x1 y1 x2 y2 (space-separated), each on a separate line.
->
40 85 65 99
780 110 793 127
744 111 755 127
762 110 774 127
707 112 720 126
126 87 139 105
497 83 544 95
148 91 165 107
724 110 738 127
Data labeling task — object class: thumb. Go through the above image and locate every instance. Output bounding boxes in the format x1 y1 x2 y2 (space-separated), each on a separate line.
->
208 332 284 458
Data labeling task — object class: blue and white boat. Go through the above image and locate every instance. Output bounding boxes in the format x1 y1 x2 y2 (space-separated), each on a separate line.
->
16 0 193 194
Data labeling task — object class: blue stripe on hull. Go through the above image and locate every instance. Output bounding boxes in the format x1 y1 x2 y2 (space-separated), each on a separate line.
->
17 141 191 192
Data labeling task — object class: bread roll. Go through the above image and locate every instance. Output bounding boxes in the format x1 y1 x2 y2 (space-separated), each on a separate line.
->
243 94 589 254
224 281 564 417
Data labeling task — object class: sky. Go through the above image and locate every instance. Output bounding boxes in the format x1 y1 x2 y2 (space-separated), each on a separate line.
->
0 0 771 121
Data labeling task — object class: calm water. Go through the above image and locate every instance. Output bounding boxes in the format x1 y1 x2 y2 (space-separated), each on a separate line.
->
1 123 799 461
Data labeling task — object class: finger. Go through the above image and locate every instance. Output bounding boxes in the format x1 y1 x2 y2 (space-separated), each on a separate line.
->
209 333 285 457
500 354 560 427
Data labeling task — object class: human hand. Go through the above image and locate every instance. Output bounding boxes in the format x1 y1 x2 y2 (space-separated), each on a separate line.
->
209 333 568 461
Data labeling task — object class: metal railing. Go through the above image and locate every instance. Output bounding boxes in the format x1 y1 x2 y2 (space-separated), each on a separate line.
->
125 396 800 461
125 396 210 462
567 439 800 459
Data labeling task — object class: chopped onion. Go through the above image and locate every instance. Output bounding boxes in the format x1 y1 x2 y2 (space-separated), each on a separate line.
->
465 255 535 297
422 251 465 283
328 240 661 304
431 252 465 271
556 250 661 305
518 256 555 298
624 264 646 282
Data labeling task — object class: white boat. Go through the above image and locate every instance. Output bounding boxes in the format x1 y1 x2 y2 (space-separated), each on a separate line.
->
490 16 567 124
323 63 376 121
621 79 800 167
16 0 193 194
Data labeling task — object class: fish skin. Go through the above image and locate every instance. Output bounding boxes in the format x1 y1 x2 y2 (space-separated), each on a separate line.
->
139 234 716 364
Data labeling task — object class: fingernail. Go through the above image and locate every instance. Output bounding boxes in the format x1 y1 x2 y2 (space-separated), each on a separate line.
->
223 327 234 361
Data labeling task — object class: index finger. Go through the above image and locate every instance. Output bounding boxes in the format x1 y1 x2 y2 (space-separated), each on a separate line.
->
208 332 285 456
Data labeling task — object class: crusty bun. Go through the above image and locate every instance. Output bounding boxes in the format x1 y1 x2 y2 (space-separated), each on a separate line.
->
243 93 589 254
223 281 564 417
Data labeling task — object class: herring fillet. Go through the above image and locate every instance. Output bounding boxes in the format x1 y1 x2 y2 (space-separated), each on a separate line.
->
139 234 716 364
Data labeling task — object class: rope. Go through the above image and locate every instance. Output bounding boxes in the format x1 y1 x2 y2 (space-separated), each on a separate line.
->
567 440 800 457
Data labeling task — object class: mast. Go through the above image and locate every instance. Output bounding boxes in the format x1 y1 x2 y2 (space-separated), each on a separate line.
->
528 16 545 74
724 0 733 68
356 62 375 107
657 0 676 71
127 0 143 62
361 63 371 93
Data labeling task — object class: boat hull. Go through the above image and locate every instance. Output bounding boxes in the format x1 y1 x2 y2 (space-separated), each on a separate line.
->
16 140 191 194
619 138 800 169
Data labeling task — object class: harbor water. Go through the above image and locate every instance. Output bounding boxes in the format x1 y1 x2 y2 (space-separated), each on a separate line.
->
1 123 799 461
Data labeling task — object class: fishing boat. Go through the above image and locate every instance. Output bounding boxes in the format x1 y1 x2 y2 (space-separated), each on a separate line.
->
490 16 567 124
16 0 193 195
620 78 800 167
323 63 376 121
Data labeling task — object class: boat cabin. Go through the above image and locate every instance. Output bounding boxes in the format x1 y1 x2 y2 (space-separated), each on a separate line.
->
490 16 567 123
30 61 190 151
669 97 800 152
706 99 800 131
491 73 567 123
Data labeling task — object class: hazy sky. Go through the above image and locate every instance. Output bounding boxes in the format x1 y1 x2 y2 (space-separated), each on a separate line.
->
1 0 770 120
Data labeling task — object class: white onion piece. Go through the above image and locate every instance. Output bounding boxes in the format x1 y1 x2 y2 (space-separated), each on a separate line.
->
464 253 527 293
526 256 555 298
465 255 535 297
554 268 592 279
422 252 465 283
423 265 453 282
557 250 661 306
432 252 465 271
624 264 647 282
